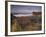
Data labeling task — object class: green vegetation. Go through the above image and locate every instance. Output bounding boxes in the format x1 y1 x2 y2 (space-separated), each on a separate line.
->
11 15 42 32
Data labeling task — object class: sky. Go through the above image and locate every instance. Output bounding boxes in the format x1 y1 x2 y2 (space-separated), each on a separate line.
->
11 5 42 15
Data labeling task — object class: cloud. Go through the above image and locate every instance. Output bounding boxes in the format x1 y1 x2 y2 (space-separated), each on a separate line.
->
11 5 42 14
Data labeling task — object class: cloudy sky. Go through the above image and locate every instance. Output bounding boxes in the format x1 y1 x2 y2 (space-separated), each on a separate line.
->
11 5 42 14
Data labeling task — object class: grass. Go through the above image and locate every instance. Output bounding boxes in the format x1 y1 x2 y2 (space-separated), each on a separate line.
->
11 15 42 32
